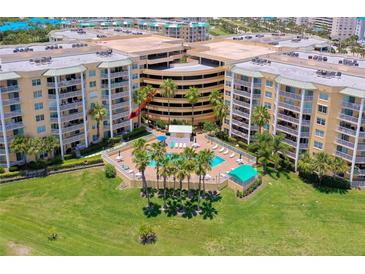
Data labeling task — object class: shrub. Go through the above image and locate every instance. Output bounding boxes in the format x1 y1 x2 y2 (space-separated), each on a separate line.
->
0 171 22 179
64 154 74 160
105 164 116 178
80 139 109 156
108 136 122 146
122 127 148 141
156 119 166 130
237 177 262 198
0 167 5 174
50 156 63 165
47 227 58 241
139 224 157 245
47 155 102 171
9 166 19 172
238 141 246 149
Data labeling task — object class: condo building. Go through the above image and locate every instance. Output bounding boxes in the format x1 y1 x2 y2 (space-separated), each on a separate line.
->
309 17 358 40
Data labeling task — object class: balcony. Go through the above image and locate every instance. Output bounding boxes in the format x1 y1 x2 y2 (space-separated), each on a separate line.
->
278 102 300 112
101 71 128 79
336 150 353 162
63 123 84 134
102 81 129 89
113 120 130 130
112 111 130 120
276 124 298 136
277 113 299 124
231 118 249 129
336 138 355 149
337 126 357 137
286 151 296 159
111 101 129 111
235 79 261 88
0 85 19 93
112 91 129 100
283 138 297 147
63 133 85 145
2 97 21 106
233 89 260 99
339 113 358 124
5 121 24 131
232 99 251 109
357 143 365 151
231 129 248 140
61 112 83 122
342 101 361 111
47 78 82 88
232 109 249 119
51 128 59 135
60 101 83 111
59 90 82 100
280 91 301 101
4 110 22 119
356 156 365 164
0 148 6 155
301 131 310 138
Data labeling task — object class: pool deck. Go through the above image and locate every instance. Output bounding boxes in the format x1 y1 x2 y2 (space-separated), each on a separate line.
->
106 133 253 188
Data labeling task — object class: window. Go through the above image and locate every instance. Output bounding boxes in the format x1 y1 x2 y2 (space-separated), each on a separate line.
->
33 90 42 98
264 102 272 109
318 105 328 114
226 81 231 87
88 70 96 77
132 74 138 80
315 129 324 137
90 91 97 99
34 102 43 110
266 80 273 87
265 91 272 98
93 135 98 142
132 64 138 70
314 141 323 150
32 79 41 86
89 81 97 88
132 84 138 90
37 126 46 134
35 114 44 122
226 71 232 77
225 90 231 97
316 117 326 126
319 92 329 101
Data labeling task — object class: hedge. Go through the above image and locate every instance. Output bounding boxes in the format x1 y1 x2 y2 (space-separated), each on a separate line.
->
122 127 149 141
47 155 103 171
0 171 22 179
299 171 351 190
236 176 262 198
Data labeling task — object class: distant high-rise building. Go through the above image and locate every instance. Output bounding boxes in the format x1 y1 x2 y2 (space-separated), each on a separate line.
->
308 17 357 40
355 17 365 41
295 17 309 26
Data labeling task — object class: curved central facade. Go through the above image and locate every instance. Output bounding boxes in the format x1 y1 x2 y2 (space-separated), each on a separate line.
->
141 64 225 125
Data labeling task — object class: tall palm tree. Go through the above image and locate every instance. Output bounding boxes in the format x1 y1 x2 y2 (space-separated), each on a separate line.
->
132 138 147 155
252 106 270 134
160 79 177 124
175 158 188 204
185 87 200 125
208 89 222 107
150 141 166 191
28 137 43 161
195 152 206 209
248 132 272 173
312 152 331 183
9 135 30 164
43 136 60 158
182 147 196 197
89 103 107 141
213 101 229 128
168 153 179 196
271 134 289 171
199 149 214 193
132 140 151 207
297 152 313 174
159 156 171 208
133 87 148 127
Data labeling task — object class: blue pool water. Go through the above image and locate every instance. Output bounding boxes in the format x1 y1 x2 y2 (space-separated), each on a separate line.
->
149 153 225 168
0 18 68 32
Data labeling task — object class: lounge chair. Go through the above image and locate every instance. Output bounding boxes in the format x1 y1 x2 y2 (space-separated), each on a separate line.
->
175 142 179 149
219 147 225 152
128 169 134 174
229 152 235 158
223 149 229 155
183 143 187 148
179 143 183 149
212 144 218 150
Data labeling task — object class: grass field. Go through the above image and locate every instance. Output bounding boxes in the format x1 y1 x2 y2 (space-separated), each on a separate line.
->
1 168 365 255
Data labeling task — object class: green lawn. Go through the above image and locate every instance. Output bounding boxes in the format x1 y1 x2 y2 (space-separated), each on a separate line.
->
1 169 365 255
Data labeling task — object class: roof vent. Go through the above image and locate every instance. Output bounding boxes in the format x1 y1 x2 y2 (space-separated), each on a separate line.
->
251 57 271 65
316 69 341 79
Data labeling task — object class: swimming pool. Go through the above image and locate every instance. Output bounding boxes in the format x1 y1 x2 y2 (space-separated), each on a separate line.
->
149 153 225 168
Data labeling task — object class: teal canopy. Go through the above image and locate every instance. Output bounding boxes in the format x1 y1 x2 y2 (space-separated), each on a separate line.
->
228 165 257 184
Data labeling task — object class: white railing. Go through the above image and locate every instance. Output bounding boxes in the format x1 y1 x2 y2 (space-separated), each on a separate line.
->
47 78 81 88
0 85 19 93
277 113 299 124
342 101 361 111
4 110 22 119
233 99 251 109
62 123 84 133
61 112 83 122
336 150 353 161
278 102 300 112
60 101 83 111
2 98 21 106
232 109 250 119
337 126 357 137
276 124 298 136
339 113 358 124
63 133 85 145
336 138 355 149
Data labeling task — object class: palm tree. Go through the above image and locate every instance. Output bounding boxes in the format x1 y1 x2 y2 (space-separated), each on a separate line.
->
159 156 171 208
160 79 177 124
252 106 270 134
297 152 313 174
312 152 331 183
213 101 229 128
195 152 206 209
271 134 289 171
175 158 188 204
199 149 214 193
248 132 272 174
150 141 166 191
132 140 151 207
9 135 30 164
89 103 107 141
182 147 196 197
133 87 148 127
185 87 200 125
168 153 179 196
43 136 60 158
208 89 222 107
28 137 43 161
132 138 147 155
330 156 348 177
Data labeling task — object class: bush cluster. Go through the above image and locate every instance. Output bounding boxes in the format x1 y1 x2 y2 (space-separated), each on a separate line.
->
236 177 262 198
47 155 102 171
299 172 351 190
0 167 5 174
156 120 166 130
139 224 157 245
122 127 148 141
104 164 116 178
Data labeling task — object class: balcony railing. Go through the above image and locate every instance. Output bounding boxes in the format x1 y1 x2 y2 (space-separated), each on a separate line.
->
2 97 21 106
337 126 357 137
336 138 355 149
336 150 353 162
101 71 128 79
59 90 82 99
276 124 298 136
233 99 251 109
113 120 130 130
231 129 248 140
5 122 24 130
60 101 83 111
277 113 299 124
232 109 249 119
4 110 22 119
47 78 82 88
278 102 300 112
112 91 129 100
286 151 296 159
356 156 365 163
342 101 361 111
61 112 83 122
283 138 297 147
62 123 84 134
231 118 249 129
357 143 365 151
112 111 130 120
0 85 19 93
111 101 129 111
63 133 85 145
339 113 358 124
280 91 301 100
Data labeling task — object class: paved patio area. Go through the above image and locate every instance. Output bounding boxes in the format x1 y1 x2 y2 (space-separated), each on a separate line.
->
108 133 252 186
